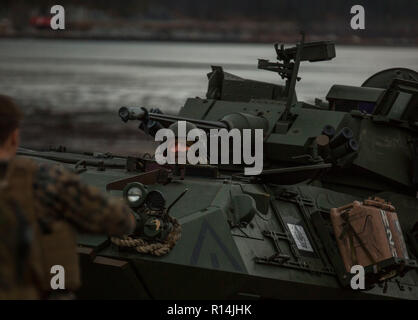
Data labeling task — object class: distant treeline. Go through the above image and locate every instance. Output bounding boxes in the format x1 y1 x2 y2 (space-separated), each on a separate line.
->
2 0 417 21
1 0 416 44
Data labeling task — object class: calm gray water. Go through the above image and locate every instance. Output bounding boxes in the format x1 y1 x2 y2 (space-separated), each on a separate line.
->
0 39 417 114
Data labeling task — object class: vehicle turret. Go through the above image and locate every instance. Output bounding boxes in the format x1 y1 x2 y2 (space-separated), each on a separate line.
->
119 38 418 196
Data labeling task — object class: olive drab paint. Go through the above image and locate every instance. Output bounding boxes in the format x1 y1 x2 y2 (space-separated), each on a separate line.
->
19 40 418 299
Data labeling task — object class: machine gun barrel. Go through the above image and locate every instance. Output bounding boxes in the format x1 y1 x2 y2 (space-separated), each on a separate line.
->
119 107 228 131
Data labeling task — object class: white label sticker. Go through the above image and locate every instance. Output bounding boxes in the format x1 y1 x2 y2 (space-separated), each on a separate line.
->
380 210 397 257
287 223 314 252
395 220 409 259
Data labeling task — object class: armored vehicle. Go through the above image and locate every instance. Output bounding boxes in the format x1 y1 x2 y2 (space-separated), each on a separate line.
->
19 38 418 299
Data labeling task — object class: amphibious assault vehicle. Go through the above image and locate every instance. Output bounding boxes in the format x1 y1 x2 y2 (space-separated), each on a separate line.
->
19 37 418 299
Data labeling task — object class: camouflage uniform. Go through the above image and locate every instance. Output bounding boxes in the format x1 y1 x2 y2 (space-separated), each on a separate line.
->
33 162 134 235
0 157 135 299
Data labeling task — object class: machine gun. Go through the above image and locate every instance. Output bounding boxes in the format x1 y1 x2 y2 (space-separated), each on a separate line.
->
258 35 336 121
118 106 268 136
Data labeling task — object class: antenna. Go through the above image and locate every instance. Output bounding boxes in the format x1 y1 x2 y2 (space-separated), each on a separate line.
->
282 32 305 121
166 188 189 215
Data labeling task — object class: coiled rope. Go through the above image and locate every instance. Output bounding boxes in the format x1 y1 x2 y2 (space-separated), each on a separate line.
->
110 209 181 256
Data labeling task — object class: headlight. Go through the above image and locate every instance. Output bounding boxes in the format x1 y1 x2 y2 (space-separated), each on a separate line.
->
123 182 147 208
128 187 142 202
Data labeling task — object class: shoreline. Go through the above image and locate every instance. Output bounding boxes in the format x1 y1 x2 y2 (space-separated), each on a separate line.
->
1 35 417 48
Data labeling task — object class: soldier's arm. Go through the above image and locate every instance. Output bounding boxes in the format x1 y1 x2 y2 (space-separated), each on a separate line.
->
33 164 136 236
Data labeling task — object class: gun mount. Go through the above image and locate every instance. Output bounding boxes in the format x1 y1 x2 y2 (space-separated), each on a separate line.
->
258 37 336 120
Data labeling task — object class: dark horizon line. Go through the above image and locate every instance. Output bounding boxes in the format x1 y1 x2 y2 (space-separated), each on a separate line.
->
1 35 417 48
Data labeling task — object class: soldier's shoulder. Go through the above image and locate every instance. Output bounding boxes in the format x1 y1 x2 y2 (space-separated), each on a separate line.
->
10 156 39 171
35 162 78 184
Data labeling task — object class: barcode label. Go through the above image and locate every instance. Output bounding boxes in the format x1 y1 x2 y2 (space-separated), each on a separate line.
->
287 223 314 252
